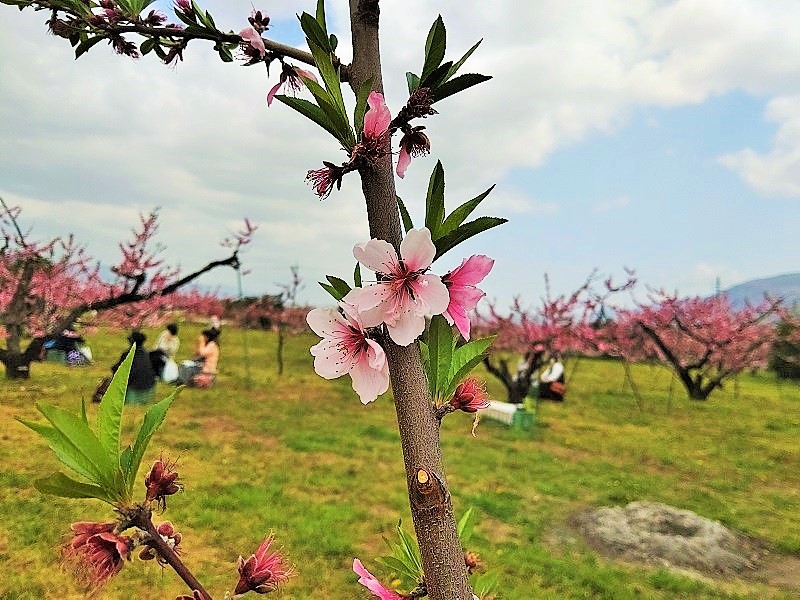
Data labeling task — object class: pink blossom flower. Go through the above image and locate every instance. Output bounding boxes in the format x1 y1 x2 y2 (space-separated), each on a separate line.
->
239 27 266 59
353 558 403 600
345 228 450 346
234 533 293 595
442 255 494 340
144 455 181 510
305 161 346 199
64 521 132 588
267 63 319 106
450 377 490 413
363 91 391 139
396 126 430 178
307 304 390 404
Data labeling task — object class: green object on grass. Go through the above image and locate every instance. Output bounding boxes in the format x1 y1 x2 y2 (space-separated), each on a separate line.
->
511 408 535 431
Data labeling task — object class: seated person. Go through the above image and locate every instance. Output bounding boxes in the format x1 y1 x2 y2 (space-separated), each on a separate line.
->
112 331 156 405
538 354 566 401
178 328 220 388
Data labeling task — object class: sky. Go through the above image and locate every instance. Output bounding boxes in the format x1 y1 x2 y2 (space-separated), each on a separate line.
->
1 0 799 310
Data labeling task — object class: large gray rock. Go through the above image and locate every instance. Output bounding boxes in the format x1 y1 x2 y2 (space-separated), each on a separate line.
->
574 501 761 574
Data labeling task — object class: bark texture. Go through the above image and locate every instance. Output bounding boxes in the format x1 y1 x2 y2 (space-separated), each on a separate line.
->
348 1 472 598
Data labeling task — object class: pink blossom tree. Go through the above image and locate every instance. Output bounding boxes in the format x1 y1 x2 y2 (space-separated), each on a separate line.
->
475 272 635 403
614 292 781 400
0 198 253 378
3 1 503 598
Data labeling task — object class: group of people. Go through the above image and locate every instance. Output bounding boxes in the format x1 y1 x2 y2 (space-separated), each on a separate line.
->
538 354 566 402
106 321 221 405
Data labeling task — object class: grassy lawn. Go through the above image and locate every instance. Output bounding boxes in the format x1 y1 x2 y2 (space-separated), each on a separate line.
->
0 325 798 599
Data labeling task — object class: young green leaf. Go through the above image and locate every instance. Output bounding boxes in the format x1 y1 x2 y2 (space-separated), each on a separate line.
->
421 60 454 91
354 77 374 137
396 195 414 234
425 315 455 400
126 391 177 494
300 11 331 53
74 35 106 59
319 281 345 301
433 73 492 103
97 346 134 461
354 262 362 288
217 45 234 63
424 161 446 239
140 37 156 56
275 95 348 144
420 16 447 84
457 507 476 543
439 185 495 236
445 336 496 399
433 216 507 261
406 72 421 94
445 39 483 81
315 0 328 35
34 472 117 504
395 522 424 577
308 43 348 126
326 275 352 298
18 418 102 485
35 403 119 488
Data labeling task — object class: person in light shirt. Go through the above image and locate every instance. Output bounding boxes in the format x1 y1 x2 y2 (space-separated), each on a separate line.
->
538 354 566 401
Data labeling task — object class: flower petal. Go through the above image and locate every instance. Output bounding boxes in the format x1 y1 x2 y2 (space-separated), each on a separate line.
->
343 285 393 323
399 228 436 271
363 91 391 138
411 274 450 316
349 349 389 404
448 285 486 312
445 301 472 340
447 255 494 286
306 308 348 338
294 68 318 84
354 239 399 274
310 339 350 379
266 80 283 106
396 145 412 179
386 310 426 346
353 559 402 600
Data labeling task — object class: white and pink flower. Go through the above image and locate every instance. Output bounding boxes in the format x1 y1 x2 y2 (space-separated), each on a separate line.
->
442 254 494 340
345 228 450 346
307 304 389 404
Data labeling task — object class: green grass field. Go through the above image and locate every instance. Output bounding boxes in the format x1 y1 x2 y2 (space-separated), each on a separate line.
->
1 325 798 599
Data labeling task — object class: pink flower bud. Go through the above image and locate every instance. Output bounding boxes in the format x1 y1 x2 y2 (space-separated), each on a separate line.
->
450 378 490 413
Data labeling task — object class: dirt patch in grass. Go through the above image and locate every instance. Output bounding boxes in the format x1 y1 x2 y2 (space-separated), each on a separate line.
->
570 501 800 591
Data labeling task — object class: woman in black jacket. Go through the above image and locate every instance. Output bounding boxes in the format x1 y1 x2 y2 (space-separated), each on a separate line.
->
112 331 156 405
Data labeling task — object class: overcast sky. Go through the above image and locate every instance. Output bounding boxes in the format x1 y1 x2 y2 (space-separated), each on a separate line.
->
1 0 799 309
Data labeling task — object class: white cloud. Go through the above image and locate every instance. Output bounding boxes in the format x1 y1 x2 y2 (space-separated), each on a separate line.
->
717 95 800 197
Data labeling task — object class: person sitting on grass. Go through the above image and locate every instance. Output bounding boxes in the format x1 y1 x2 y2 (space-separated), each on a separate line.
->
112 331 156 405
178 328 220 388
538 353 566 402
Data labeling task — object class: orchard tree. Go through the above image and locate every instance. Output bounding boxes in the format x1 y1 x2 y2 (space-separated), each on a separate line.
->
0 199 254 379
475 272 634 403
623 293 781 400
2 1 506 599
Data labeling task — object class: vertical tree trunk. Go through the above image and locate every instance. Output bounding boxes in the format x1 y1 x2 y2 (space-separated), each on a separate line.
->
3 352 33 379
349 2 472 598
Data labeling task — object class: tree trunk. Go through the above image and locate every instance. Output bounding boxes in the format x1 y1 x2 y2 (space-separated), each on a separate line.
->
349 2 472 598
2 352 33 379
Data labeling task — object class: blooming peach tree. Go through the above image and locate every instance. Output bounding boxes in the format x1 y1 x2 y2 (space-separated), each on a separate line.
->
5 1 503 598
0 198 253 379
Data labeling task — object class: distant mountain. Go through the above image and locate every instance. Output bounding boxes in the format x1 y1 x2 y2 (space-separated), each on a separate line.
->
723 273 800 310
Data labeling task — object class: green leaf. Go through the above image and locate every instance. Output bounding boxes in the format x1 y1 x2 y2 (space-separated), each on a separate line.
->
422 60 454 91
319 281 344 301
300 11 331 53
406 72 421 95
302 77 354 147
34 472 116 504
217 45 234 63
419 341 430 372
315 0 328 35
308 43 348 126
420 16 446 84
396 522 424 577
18 419 101 485
425 315 455 401
434 216 507 261
329 34 338 53
424 161 446 239
445 39 483 81
74 35 106 59
375 555 421 583
439 185 495 237
433 73 492 103
79 396 88 425
446 336 496 399
457 507 476 543
35 403 119 488
396 196 414 234
140 38 156 56
326 276 351 299
354 263 362 288
275 96 348 144
127 391 176 494
353 77 374 137
174 7 197 26
97 346 134 461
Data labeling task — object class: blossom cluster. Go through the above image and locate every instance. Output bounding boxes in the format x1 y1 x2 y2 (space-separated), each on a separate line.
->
307 227 493 404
